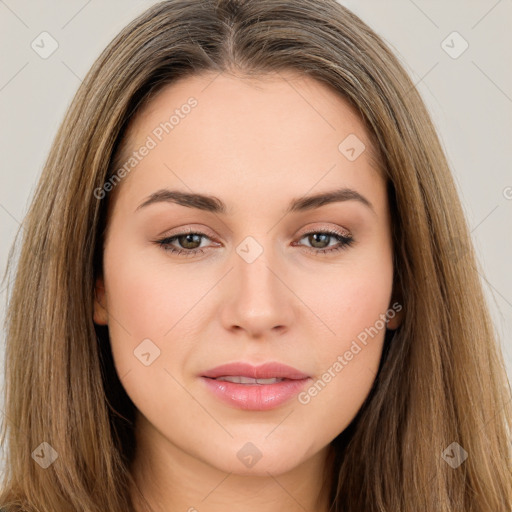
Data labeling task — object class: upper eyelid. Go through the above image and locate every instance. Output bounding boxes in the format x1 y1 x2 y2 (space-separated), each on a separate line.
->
297 225 352 238
160 222 352 239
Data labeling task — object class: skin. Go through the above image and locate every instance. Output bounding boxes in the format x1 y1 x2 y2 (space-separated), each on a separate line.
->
94 71 403 512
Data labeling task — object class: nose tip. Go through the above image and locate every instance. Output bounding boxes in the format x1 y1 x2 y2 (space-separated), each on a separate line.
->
219 248 295 338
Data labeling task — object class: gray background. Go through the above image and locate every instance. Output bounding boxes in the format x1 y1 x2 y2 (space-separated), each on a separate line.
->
1 0 511 458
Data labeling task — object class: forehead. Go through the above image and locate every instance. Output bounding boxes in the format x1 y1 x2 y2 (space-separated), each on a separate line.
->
116 71 381 167
108 71 385 216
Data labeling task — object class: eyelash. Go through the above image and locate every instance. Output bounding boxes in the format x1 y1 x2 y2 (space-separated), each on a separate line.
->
154 228 354 257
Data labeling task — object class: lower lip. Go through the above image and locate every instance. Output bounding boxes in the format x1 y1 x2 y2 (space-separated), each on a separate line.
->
201 377 311 411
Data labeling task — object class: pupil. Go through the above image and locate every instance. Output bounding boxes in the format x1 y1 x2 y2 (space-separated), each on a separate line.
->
180 234 201 249
310 233 329 248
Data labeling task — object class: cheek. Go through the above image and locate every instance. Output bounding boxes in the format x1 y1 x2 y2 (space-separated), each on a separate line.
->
103 236 200 337
298 248 394 345
292 253 393 428
100 238 187 381
101 245 201 422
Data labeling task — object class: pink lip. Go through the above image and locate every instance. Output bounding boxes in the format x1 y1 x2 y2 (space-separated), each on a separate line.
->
202 362 310 380
200 362 311 411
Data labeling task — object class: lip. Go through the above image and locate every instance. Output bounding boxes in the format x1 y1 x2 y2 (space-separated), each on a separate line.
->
202 362 310 380
200 362 311 411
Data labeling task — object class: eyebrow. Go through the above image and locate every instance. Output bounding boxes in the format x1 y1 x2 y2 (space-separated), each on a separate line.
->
135 187 376 216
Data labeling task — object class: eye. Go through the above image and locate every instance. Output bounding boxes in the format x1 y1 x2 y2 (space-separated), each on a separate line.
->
153 227 354 257
293 228 354 255
154 228 214 257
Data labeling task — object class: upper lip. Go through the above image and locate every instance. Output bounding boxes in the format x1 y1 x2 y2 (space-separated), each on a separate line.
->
202 362 310 380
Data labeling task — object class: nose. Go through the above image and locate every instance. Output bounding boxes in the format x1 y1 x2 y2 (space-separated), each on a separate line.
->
218 240 296 339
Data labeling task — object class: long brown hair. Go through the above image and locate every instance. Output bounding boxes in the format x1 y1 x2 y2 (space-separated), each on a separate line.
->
1 1 511 510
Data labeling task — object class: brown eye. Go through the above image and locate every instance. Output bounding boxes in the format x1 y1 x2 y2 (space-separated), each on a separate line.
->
155 231 212 256
175 233 203 250
295 230 354 255
307 233 331 249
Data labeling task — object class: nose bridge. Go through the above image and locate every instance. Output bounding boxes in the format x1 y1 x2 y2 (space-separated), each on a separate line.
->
221 232 294 335
235 233 282 300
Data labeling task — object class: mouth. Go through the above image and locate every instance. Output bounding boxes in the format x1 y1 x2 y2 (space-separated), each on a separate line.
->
209 376 288 385
200 362 311 410
201 361 310 380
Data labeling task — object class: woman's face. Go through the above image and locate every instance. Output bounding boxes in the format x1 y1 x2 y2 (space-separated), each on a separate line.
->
94 71 402 477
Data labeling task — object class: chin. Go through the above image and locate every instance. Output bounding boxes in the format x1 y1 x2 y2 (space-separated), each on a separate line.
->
204 441 312 477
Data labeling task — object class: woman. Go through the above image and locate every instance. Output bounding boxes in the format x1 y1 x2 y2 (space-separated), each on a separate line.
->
1 0 511 510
